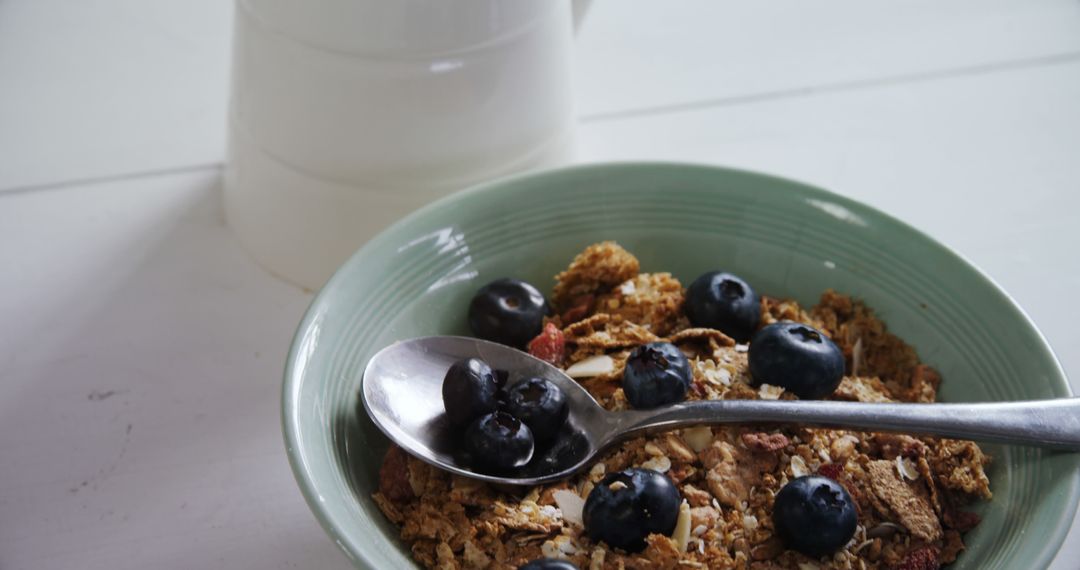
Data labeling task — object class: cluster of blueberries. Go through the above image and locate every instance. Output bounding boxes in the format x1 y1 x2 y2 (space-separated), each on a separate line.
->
517 468 857 569
467 272 847 403
442 357 569 471
518 468 856 570
448 271 859 568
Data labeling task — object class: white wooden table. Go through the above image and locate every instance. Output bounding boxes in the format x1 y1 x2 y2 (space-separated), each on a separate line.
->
2 1 1078 568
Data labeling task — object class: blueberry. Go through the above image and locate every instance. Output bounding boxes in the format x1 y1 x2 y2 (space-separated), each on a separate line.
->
622 342 692 409
583 468 681 552
463 411 535 471
685 271 761 342
441 358 499 426
504 377 569 444
468 278 551 348
748 322 845 399
518 559 579 570
772 475 857 557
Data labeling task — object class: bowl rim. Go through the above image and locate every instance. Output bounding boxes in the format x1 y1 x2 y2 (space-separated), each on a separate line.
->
281 160 1077 569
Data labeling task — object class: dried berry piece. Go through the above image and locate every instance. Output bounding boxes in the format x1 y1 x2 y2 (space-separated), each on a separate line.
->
527 322 566 367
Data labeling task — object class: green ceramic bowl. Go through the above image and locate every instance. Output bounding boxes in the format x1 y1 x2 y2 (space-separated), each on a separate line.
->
283 162 1077 569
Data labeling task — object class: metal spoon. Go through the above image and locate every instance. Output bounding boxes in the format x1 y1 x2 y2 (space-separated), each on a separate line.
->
361 336 1080 486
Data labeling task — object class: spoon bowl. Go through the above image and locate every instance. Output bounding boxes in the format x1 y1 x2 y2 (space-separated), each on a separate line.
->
363 336 1080 486
362 335 604 485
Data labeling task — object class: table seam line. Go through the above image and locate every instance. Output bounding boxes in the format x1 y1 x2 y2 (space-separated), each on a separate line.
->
0 162 224 197
580 50 1080 124
5 50 1079 196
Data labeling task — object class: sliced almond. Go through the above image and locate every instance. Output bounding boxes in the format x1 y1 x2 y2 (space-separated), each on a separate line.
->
758 384 785 400
565 355 616 378
671 500 692 552
896 455 919 481
866 521 906 539
552 489 585 527
852 337 865 377
683 426 714 453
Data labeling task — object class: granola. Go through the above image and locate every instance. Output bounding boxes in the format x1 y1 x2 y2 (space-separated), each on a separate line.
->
374 242 991 569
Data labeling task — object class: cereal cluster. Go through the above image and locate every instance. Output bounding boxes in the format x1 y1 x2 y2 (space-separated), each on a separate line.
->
374 242 990 569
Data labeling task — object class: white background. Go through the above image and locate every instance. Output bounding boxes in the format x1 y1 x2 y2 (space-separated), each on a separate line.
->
1 1 1078 568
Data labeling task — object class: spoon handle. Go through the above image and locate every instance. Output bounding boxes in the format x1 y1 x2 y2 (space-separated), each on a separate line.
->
613 397 1080 450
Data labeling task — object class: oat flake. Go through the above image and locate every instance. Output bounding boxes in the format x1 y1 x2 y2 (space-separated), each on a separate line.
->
641 454 672 473
790 455 809 478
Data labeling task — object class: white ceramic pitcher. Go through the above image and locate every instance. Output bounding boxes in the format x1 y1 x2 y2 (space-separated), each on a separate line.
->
225 0 588 289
